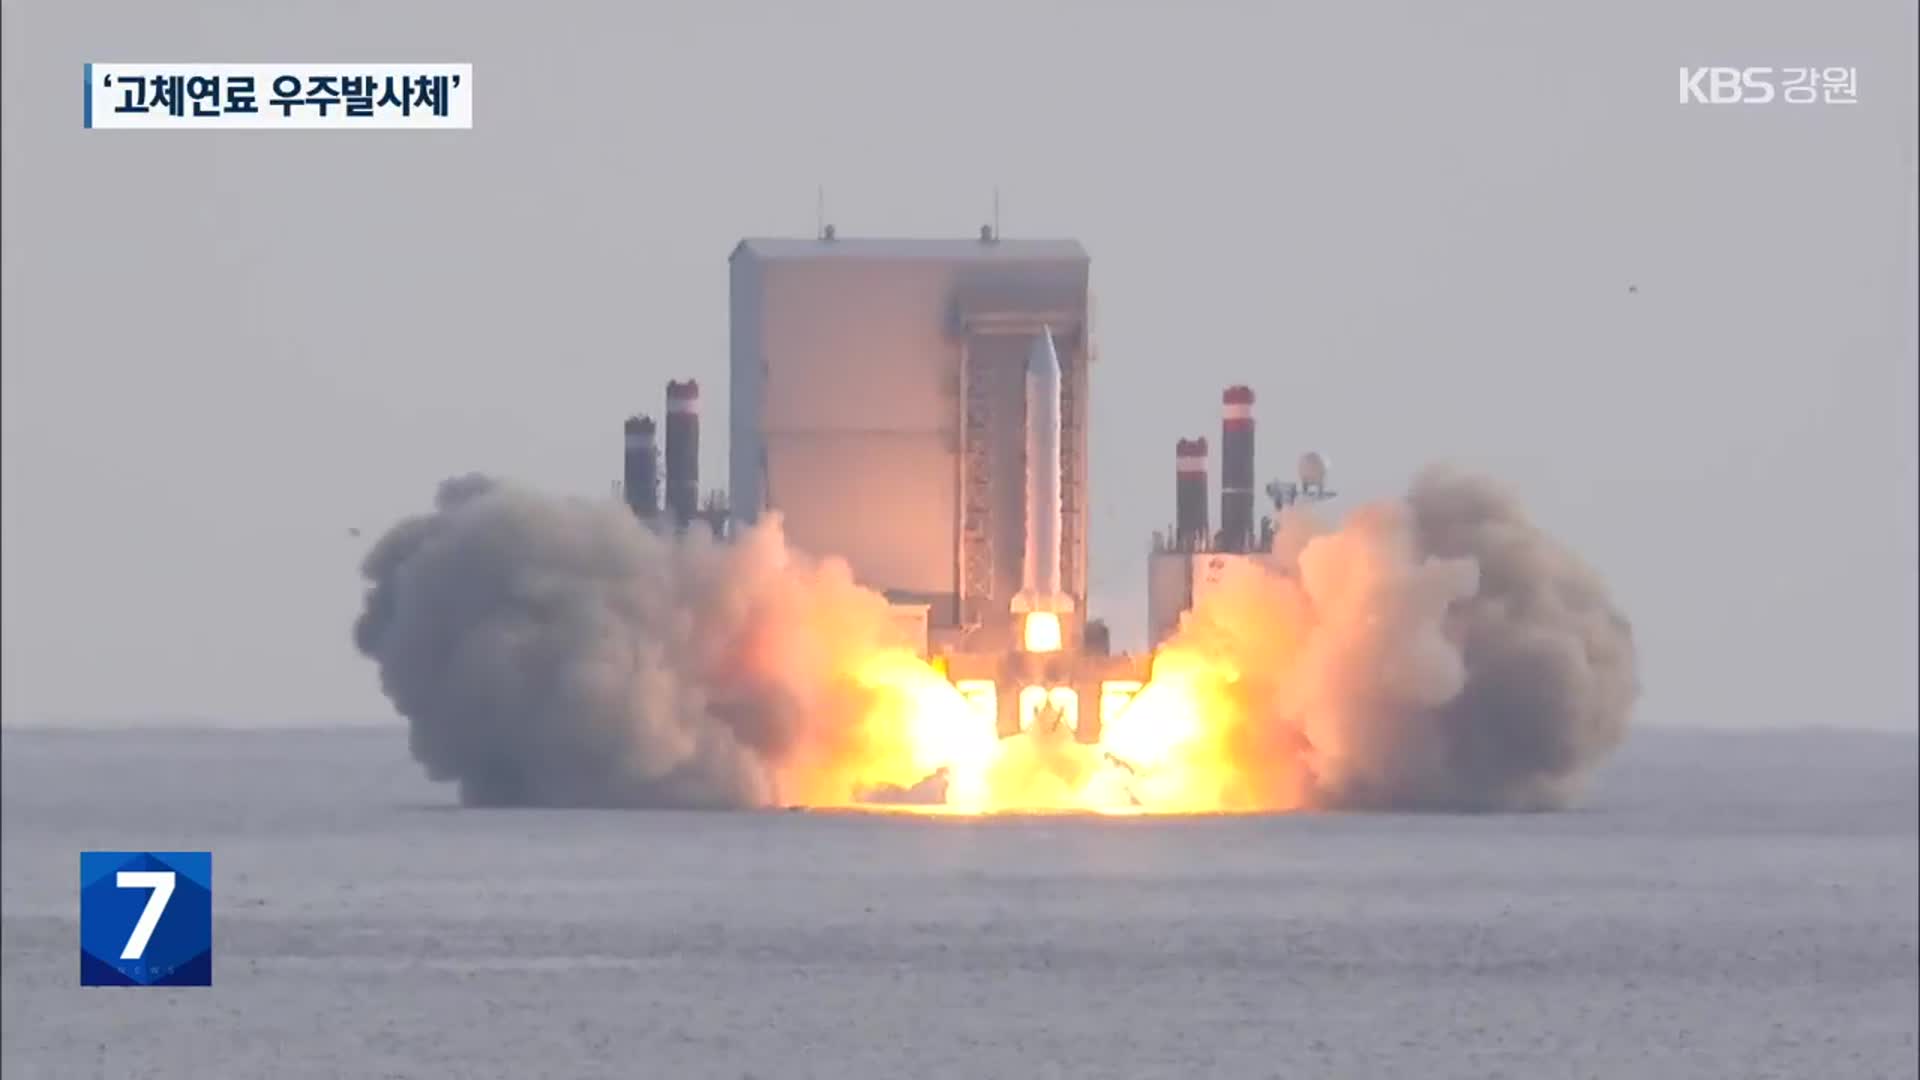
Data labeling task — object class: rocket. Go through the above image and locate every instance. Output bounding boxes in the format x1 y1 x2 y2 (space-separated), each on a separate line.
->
1012 327 1074 623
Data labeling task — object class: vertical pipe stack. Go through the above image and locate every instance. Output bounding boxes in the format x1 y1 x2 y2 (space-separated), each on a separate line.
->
1174 437 1210 551
623 415 659 520
665 379 700 531
1220 385 1255 553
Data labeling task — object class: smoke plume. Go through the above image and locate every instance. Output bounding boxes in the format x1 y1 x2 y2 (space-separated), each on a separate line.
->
352 474 932 809
354 466 1635 812
1146 464 1637 811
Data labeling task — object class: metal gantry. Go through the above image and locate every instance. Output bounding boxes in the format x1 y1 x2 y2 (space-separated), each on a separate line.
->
1058 342 1082 619
959 341 996 633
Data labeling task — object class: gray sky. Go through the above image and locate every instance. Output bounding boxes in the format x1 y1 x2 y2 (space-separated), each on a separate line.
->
3 0 1914 731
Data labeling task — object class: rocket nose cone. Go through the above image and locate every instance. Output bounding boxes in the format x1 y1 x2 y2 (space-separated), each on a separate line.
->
1027 326 1060 375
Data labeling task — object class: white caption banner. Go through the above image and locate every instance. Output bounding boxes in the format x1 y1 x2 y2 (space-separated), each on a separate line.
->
85 63 473 129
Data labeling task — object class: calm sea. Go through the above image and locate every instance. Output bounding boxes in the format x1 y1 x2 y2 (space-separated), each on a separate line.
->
3 725 1915 1079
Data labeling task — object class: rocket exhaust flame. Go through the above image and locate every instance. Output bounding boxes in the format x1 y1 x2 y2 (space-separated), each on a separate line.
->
1022 612 1063 653
356 466 1635 814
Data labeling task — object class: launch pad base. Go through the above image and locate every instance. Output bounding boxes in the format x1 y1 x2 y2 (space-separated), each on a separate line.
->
937 651 1152 745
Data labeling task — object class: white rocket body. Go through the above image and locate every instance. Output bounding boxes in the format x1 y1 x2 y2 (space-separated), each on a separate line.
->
1011 327 1073 618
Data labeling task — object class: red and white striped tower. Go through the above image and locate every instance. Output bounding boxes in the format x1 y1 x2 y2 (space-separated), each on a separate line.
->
664 380 700 531
1220 386 1255 553
623 415 659 519
1174 437 1210 551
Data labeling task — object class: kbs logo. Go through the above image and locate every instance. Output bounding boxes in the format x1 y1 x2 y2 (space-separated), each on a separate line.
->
79 852 212 987
1680 67 1776 104
1679 67 1859 105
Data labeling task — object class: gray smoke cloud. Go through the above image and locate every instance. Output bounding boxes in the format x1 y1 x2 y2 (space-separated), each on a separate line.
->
1402 464 1639 808
352 474 905 809
1165 464 1638 811
357 466 1635 813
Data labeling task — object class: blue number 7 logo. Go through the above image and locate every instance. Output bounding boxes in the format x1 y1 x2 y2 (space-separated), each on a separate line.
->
114 870 176 959
80 852 212 987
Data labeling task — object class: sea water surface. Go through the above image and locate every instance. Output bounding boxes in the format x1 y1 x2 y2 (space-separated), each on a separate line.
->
3 726 1915 1079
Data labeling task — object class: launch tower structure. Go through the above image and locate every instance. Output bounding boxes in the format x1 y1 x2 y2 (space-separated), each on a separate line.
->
728 234 1095 656
613 231 1338 743
728 232 1144 741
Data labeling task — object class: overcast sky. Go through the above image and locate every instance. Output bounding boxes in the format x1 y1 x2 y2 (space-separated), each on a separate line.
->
2 0 1914 731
